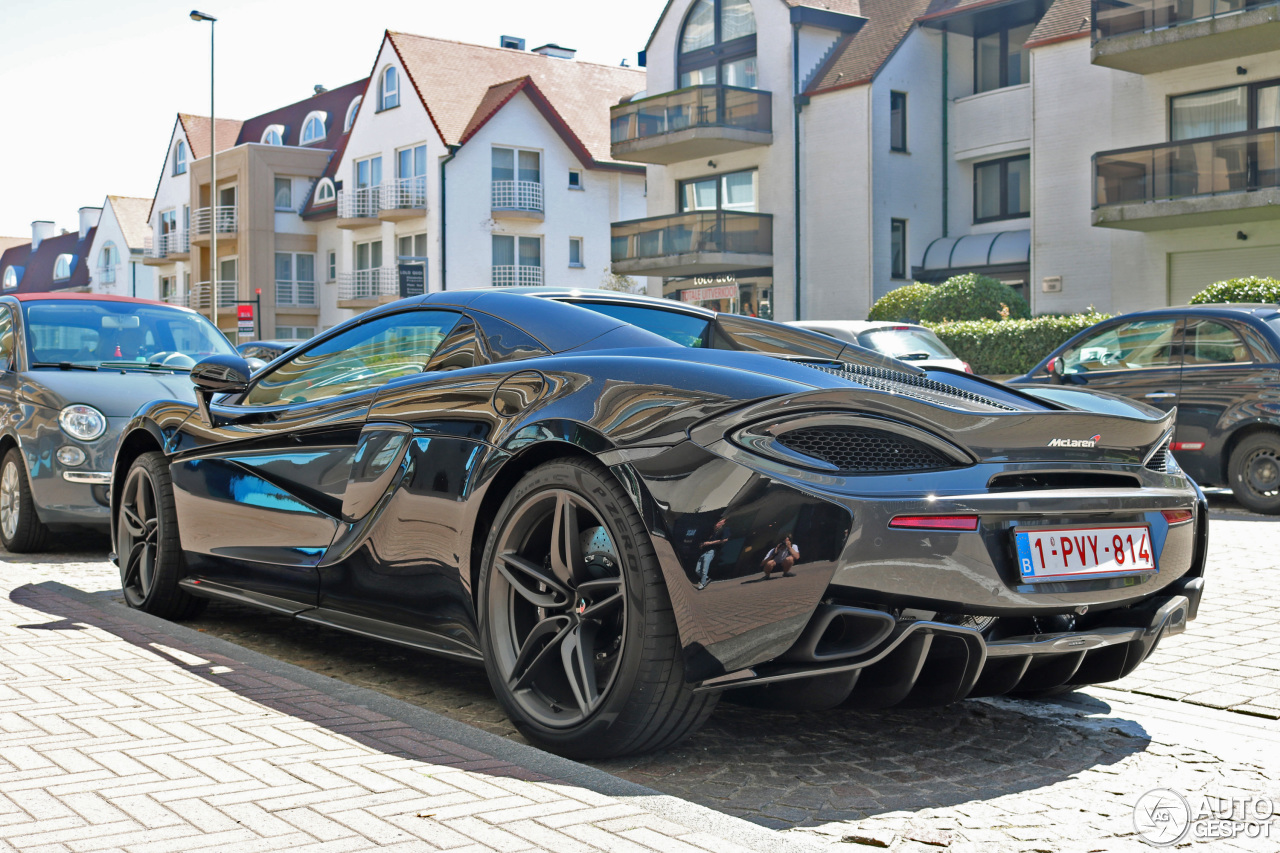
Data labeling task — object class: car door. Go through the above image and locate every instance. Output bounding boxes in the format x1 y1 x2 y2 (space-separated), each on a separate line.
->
1167 316 1256 485
1056 316 1184 416
169 308 463 607
0 306 17 427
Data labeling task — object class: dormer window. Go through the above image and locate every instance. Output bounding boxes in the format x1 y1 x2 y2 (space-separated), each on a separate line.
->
678 0 758 89
344 96 362 132
314 178 336 205
2 266 17 289
379 66 400 111
53 254 74 281
262 124 285 145
173 140 188 175
301 112 327 145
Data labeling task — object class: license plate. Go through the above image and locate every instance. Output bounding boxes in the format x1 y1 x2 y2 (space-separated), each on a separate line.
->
1014 525 1155 582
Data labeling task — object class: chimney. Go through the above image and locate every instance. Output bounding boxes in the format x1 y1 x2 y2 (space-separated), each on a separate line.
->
31 221 54 251
499 35 525 51
314 84 328 95
532 44 577 60
78 206 102 239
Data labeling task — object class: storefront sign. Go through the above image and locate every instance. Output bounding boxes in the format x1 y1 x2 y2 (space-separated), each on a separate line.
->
399 264 426 298
236 304 254 337
680 284 739 303
693 274 737 286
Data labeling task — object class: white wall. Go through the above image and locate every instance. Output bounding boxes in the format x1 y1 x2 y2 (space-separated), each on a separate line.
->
88 200 157 299
147 122 194 297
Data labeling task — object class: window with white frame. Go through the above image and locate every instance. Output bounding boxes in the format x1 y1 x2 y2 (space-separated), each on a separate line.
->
173 140 188 175
568 169 583 189
569 237 583 268
355 240 383 271
344 96 362 132
160 275 177 301
327 250 336 282
492 235 542 286
355 156 382 189
262 124 284 145
274 178 293 211
2 267 17 289
397 233 428 263
314 179 336 205
53 254 74 281
301 111 327 145
275 252 316 307
275 326 316 341
99 243 117 283
379 66 400 111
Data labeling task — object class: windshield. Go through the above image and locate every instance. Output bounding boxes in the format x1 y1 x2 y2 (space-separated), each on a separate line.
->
858 328 956 360
570 302 711 348
22 300 235 370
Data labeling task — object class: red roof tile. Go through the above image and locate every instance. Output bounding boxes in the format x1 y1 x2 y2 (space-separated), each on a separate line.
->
1026 0 1090 46
236 78 369 149
178 114 244 160
0 227 97 294
106 197 152 252
806 0 934 93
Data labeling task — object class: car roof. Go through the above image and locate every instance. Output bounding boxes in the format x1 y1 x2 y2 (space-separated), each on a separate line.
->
791 320 931 333
517 287 717 318
1119 303 1280 319
8 292 168 306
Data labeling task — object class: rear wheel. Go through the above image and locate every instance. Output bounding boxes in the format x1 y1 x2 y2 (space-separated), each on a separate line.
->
0 448 51 553
117 452 205 620
1229 432 1280 514
478 458 716 758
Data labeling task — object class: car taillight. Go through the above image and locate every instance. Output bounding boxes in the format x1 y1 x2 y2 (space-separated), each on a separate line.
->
1169 442 1204 451
1161 509 1194 526
888 515 980 531
962 362 973 374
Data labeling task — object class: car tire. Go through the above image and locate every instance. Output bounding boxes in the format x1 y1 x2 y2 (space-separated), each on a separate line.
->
478 457 717 758
0 447 52 553
1229 432 1280 514
117 452 206 621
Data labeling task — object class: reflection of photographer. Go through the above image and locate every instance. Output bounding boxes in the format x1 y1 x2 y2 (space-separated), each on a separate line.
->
696 517 730 589
761 534 798 580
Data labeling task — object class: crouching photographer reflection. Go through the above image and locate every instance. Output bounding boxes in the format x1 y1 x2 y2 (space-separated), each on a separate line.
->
760 534 799 580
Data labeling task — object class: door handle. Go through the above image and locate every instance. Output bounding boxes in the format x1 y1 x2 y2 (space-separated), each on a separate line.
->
1144 392 1177 400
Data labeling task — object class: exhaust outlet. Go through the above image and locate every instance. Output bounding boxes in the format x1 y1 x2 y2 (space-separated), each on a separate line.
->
780 605 896 663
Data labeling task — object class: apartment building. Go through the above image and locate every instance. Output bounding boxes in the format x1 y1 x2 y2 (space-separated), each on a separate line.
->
0 210 100 295
87 196 155 298
621 0 1280 321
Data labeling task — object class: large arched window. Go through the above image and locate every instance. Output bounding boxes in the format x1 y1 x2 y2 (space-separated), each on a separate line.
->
301 111 327 145
173 140 188 175
678 0 757 89
2 266 17 289
99 242 117 269
379 66 400 110
53 254 74 281
344 96 362 132
262 124 285 145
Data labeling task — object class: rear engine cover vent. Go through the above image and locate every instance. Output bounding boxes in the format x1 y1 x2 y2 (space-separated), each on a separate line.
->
1146 438 1171 472
802 362 1018 412
988 472 1141 492
776 425 950 473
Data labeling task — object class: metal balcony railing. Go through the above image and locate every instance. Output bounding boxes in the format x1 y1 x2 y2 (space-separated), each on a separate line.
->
491 265 544 287
275 279 317 307
338 185 381 219
491 180 544 213
337 267 398 300
192 281 239 309
97 265 118 284
610 85 772 145
610 210 773 263
161 291 189 306
193 206 237 235
1094 127 1280 207
382 175 428 211
145 230 189 259
1092 0 1280 40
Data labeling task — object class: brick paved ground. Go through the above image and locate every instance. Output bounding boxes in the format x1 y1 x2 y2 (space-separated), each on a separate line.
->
2 492 1278 851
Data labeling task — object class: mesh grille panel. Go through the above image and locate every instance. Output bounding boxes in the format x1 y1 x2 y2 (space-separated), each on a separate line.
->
1146 437 1170 472
801 362 1018 412
776 425 951 473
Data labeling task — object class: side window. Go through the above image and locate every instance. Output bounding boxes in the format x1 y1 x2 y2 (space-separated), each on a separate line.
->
1183 319 1250 365
244 310 461 407
1062 318 1180 373
0 308 13 369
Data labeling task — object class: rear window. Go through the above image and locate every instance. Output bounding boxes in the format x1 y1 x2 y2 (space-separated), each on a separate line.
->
858 328 955 361
571 302 711 348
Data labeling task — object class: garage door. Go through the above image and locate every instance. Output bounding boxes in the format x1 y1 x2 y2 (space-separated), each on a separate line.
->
1169 245 1280 304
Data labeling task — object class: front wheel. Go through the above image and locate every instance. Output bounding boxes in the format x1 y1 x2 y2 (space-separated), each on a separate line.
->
478 458 716 758
1229 432 1280 514
0 447 52 553
117 452 205 620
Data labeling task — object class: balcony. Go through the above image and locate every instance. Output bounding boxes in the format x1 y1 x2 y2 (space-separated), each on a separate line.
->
190 281 240 311
275 278 318 310
337 267 400 308
379 176 429 222
143 230 190 264
491 265 544 288
96 265 118 285
610 86 773 165
337 186 381 228
491 180 544 221
161 291 190 307
191 207 237 243
1092 0 1280 73
1093 128 1280 230
610 211 773 277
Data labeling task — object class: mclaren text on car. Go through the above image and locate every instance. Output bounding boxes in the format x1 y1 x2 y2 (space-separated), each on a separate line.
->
110 289 1207 757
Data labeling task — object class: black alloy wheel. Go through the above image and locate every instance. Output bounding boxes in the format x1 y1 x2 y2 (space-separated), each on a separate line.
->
478 458 716 758
117 452 206 620
1229 432 1280 514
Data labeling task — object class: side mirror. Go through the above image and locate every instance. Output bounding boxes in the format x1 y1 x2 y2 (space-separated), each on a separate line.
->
1047 356 1066 384
190 355 252 425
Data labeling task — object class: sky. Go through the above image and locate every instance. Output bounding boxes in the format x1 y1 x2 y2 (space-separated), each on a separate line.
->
0 0 668 239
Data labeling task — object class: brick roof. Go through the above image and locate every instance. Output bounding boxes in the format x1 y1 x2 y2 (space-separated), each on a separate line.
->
177 114 243 160
806 0 934 93
106 197 152 252
1026 0 1090 46
386 32 645 166
0 227 96 294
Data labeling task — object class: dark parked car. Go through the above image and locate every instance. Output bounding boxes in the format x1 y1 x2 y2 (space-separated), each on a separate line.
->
0 293 236 551
112 290 1205 757
1012 304 1280 513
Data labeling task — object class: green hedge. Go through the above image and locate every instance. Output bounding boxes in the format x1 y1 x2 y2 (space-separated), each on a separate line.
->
1189 276 1280 305
926 313 1111 376
918 273 1031 323
868 282 934 322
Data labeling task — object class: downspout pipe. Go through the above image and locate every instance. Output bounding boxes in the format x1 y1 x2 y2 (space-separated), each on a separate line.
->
793 23 804 321
941 29 949 239
439 145 459 291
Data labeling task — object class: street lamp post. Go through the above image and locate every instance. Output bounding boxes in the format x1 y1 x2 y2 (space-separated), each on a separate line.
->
190 10 218 327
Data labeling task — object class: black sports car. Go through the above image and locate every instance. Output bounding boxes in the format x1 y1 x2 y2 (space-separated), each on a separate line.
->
111 290 1206 758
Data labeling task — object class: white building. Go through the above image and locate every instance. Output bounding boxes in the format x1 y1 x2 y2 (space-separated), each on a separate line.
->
88 196 155 298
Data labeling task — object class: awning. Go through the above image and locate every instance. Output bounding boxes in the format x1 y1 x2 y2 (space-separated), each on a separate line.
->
916 229 1030 282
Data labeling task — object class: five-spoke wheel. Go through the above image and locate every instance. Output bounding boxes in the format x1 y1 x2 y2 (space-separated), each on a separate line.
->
116 452 205 620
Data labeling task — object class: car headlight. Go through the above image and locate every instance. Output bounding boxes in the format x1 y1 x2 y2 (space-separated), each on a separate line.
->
58 405 107 441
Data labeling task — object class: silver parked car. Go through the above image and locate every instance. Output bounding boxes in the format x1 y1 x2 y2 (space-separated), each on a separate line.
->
0 293 235 551
790 320 971 372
